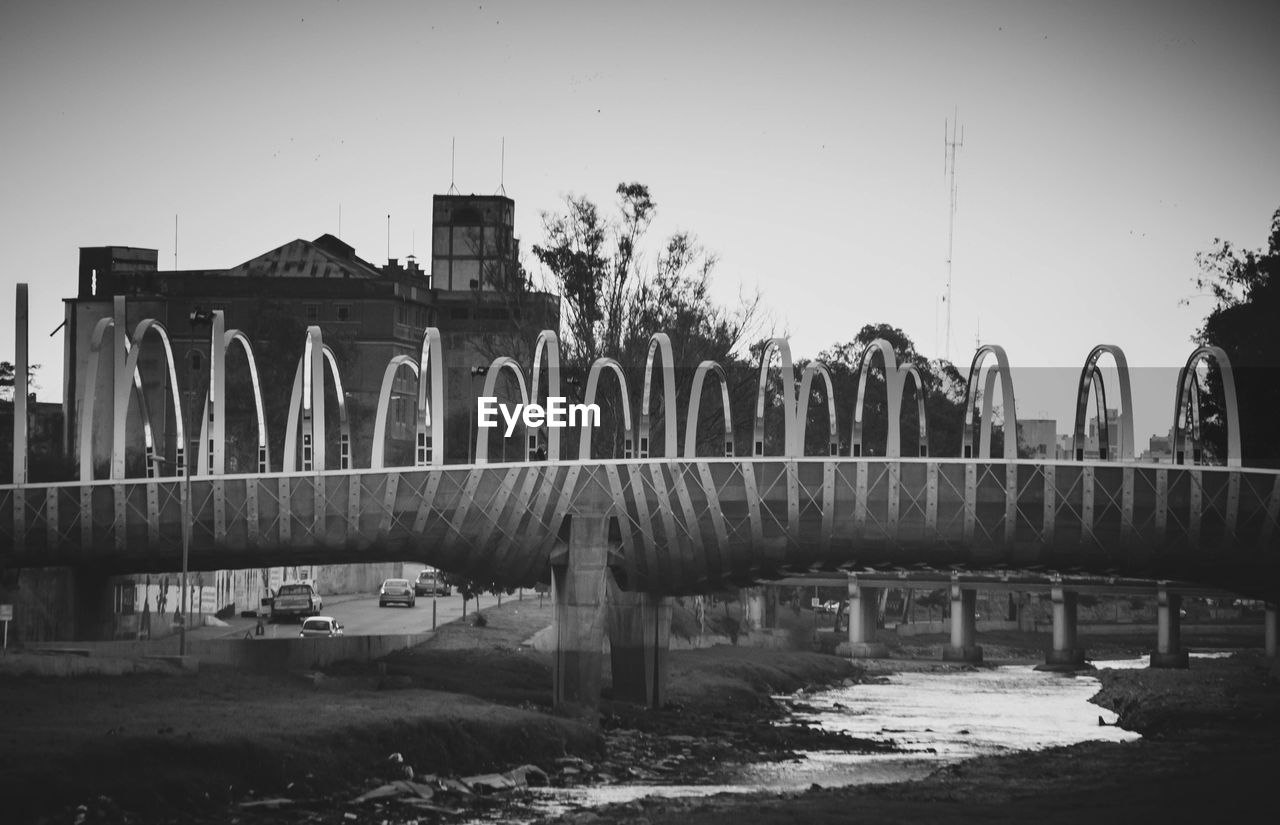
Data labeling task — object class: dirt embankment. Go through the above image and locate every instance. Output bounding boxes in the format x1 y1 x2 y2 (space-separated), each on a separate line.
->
2 599 1277 825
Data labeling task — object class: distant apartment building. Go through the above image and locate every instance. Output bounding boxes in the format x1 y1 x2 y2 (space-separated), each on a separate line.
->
1016 419 1057 461
1085 408 1121 460
1139 429 1174 463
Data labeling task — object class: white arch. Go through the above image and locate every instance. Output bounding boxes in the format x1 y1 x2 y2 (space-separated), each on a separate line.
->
283 328 350 472
118 318 183 480
1173 345 1241 468
370 355 420 470
475 356 530 464
753 338 798 456
795 361 839 456
415 328 446 467
638 333 678 458
320 344 351 469
579 357 634 460
1071 344 1135 462
684 360 734 458
226 329 271 473
529 330 562 461
78 309 181 481
899 363 930 457
196 320 272 474
850 339 925 459
961 344 1018 460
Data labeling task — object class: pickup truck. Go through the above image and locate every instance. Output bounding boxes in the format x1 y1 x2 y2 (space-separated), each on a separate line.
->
270 582 322 622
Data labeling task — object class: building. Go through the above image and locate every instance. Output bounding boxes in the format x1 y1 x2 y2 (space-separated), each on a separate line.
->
431 193 520 291
1085 408 1121 460
1016 419 1056 461
1139 429 1174 464
52 192 559 640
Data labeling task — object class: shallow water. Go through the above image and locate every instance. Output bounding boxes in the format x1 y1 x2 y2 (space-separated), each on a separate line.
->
512 656 1159 820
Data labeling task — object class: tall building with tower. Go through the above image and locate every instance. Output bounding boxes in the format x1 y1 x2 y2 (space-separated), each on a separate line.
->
431 193 519 292
47 190 557 642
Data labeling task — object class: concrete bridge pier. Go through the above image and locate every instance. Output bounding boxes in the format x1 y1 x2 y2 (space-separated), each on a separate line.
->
1044 586 1088 668
744 587 780 630
846 574 888 658
1266 604 1277 659
607 583 671 708
942 578 983 663
551 514 612 713
1150 584 1190 669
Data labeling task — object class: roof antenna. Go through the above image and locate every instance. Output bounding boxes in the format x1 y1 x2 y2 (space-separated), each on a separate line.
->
386 214 391 261
496 137 506 196
447 137 459 195
943 108 964 362
174 214 178 271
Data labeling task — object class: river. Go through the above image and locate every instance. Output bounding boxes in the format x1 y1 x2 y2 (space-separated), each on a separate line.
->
506 655 1180 822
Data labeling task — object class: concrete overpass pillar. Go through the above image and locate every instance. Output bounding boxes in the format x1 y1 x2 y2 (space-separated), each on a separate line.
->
1264 604 1276 659
1150 584 1189 669
607 585 671 708
551 514 611 713
744 587 767 630
1044 586 1087 669
846 574 887 658
943 578 983 663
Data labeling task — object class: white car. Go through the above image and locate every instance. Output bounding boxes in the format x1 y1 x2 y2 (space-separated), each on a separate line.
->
299 616 344 638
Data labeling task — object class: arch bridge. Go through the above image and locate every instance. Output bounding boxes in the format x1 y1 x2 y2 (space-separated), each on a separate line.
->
2 289 1277 705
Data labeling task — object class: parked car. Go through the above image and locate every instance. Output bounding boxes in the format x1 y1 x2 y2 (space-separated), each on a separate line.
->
299 616 344 638
270 581 322 622
379 578 416 608
414 567 452 597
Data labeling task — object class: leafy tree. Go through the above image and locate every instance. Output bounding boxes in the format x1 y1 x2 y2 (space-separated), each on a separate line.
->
1189 207 1280 468
531 183 768 458
0 361 40 402
813 325 967 457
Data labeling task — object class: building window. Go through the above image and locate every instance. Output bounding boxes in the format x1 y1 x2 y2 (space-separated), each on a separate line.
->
336 304 351 322
305 304 320 322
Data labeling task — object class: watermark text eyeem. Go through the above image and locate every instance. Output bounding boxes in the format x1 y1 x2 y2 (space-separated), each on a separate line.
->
477 396 600 437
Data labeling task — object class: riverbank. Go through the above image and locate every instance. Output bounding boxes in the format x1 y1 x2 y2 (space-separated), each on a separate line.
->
1 600 1275 824
558 649 1280 825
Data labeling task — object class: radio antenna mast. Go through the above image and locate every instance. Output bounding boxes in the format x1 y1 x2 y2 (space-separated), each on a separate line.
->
944 111 963 362
448 137 459 195
496 137 506 196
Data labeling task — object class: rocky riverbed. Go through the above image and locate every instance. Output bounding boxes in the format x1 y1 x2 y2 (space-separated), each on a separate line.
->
2 600 1275 825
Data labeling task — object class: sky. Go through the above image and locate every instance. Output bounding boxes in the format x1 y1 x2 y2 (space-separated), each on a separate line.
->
2 0 1277 450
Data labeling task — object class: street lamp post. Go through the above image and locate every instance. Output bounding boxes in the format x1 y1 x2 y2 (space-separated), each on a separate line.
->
179 458 192 656
469 365 488 462
179 308 214 656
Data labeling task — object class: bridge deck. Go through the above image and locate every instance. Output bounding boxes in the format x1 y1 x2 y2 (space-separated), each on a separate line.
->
2 458 1278 600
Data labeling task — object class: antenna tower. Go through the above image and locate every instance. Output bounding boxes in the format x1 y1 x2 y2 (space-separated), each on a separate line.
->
448 137 459 195
496 137 506 196
944 112 963 361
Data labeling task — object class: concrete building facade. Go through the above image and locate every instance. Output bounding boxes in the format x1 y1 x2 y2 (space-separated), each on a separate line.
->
47 192 558 640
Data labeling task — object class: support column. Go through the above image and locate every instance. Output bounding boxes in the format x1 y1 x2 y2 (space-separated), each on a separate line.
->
744 587 767 630
847 574 887 658
942 578 983 663
607 584 672 708
1263 604 1276 659
1042 586 1087 669
552 514 611 713
1150 584 1189 669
